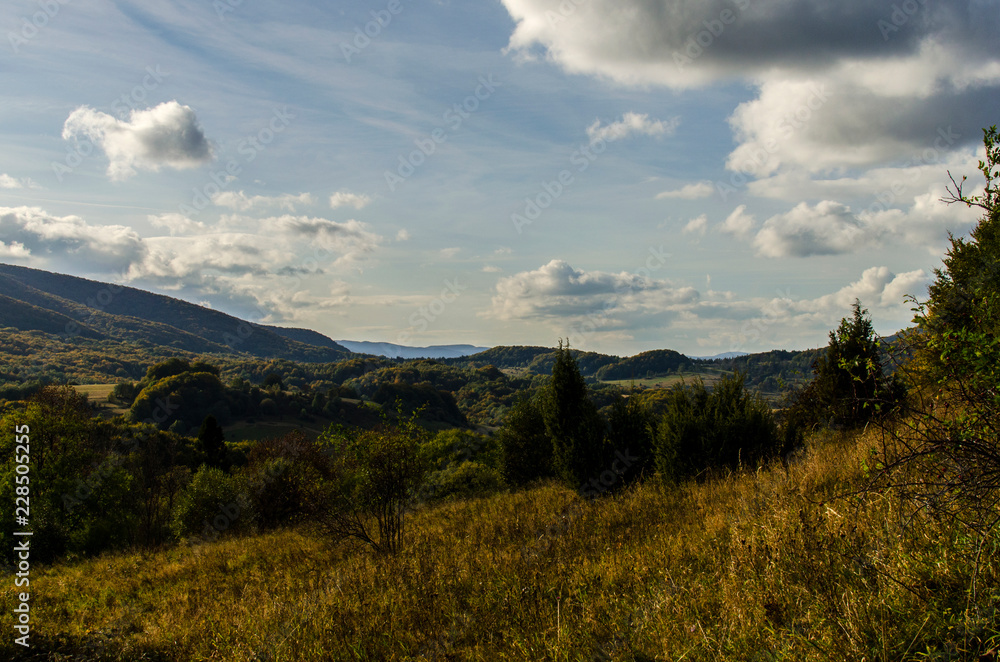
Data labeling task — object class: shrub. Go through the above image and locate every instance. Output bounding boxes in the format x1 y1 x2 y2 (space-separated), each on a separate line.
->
171 465 252 540
317 421 427 554
655 371 781 480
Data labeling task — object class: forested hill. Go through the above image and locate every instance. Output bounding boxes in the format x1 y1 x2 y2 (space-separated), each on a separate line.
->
0 263 352 363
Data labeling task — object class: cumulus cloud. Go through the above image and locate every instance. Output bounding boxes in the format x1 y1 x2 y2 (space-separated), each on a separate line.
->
586 112 679 144
792 266 929 314
0 206 146 272
487 259 698 321
752 201 868 258
720 205 756 240
501 0 998 87
683 214 708 236
0 174 39 189
736 195 979 258
212 191 313 212
149 213 208 236
657 181 713 200
62 101 212 181
0 240 30 259
260 215 382 264
329 191 372 210
501 0 1000 175
395 229 411 241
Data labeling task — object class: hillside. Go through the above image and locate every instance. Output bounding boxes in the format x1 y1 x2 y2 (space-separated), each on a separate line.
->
0 264 352 363
6 428 994 660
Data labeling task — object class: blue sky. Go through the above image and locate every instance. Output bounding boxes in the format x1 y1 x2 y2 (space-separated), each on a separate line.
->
1 0 997 356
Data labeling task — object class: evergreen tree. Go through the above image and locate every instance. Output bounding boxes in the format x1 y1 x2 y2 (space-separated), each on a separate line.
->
497 396 553 486
541 340 606 488
790 301 903 429
605 394 654 485
198 415 227 469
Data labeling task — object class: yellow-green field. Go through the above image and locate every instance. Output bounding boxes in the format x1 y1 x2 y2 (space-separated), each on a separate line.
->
71 383 130 416
5 427 996 661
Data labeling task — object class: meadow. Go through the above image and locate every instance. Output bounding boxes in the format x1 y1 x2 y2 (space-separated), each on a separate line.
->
5 424 995 661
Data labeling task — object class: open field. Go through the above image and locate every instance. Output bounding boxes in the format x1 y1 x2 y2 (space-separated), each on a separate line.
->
6 427 996 661
600 368 730 389
71 383 130 416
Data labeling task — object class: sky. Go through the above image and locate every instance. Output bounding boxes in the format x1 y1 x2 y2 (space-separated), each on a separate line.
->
0 0 997 357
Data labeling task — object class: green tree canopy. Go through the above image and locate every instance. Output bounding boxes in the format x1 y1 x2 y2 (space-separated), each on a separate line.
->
542 340 607 488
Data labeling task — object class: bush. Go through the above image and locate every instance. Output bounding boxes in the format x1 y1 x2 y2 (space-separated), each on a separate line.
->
171 465 252 540
318 421 427 554
420 461 503 502
655 371 781 481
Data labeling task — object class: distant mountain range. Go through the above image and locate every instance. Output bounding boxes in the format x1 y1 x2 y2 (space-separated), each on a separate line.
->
334 340 490 359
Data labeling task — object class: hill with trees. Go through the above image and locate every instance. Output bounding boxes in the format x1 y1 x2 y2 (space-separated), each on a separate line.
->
0 264 353 363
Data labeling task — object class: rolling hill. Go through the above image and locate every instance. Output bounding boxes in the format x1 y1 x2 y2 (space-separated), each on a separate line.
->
0 263 353 363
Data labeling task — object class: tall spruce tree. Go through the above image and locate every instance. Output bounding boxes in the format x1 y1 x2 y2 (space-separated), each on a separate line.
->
197 415 227 469
542 340 606 487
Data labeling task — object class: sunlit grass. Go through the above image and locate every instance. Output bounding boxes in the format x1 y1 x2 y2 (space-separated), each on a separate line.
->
4 427 998 661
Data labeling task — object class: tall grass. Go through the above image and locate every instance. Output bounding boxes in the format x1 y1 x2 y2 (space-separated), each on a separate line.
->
4 427 997 661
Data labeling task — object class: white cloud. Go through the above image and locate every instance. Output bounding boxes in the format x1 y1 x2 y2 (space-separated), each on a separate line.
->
212 191 313 212
0 206 146 273
482 265 502 273
329 191 372 210
149 213 208 236
683 214 708 236
656 181 713 200
501 0 1000 183
440 247 461 259
0 174 39 190
487 259 698 321
586 112 679 144
734 195 978 258
395 229 411 241
720 205 756 240
752 201 868 258
62 101 212 181
792 266 929 314
259 215 382 265
0 240 30 259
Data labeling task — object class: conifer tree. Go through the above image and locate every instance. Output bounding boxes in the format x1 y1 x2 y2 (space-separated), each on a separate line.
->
541 340 606 487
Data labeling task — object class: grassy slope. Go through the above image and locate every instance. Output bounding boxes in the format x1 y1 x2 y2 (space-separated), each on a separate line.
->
4 429 998 661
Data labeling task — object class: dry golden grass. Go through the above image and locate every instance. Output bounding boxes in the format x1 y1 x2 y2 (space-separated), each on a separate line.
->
4 427 998 661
